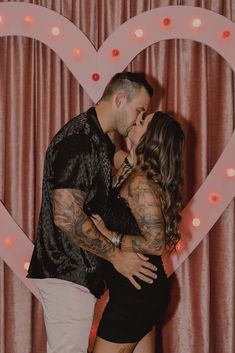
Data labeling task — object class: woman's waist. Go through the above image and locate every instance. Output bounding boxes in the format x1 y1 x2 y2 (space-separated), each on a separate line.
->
103 255 165 273
103 255 168 292
104 254 165 269
106 271 169 302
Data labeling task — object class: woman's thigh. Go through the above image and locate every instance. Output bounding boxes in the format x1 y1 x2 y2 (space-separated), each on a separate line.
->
93 336 137 353
133 327 156 353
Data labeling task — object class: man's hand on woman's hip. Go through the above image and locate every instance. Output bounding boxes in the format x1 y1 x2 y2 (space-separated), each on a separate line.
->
110 250 157 289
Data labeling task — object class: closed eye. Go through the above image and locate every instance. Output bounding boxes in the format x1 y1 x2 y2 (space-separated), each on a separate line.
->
140 113 146 124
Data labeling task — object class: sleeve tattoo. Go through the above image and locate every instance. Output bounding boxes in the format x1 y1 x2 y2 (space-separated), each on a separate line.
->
121 176 166 255
52 188 115 259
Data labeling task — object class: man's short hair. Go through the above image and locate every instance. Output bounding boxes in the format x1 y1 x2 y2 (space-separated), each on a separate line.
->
101 72 153 101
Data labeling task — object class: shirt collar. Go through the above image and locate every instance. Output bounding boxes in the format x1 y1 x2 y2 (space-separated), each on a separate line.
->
87 107 115 160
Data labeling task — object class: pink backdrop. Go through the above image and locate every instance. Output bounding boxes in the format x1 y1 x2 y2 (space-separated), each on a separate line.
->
0 1 234 353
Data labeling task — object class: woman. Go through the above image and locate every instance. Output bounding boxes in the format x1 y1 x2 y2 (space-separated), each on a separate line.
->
92 111 185 353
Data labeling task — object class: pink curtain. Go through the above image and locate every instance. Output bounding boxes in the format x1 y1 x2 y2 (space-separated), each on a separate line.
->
0 1 234 352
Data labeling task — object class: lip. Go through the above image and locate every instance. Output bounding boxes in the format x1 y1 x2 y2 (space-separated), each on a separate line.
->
127 125 134 135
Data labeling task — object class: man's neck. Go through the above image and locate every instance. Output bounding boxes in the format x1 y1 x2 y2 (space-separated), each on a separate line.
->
95 101 115 134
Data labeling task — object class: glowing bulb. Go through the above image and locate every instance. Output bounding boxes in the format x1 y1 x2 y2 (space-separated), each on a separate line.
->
92 73 100 81
135 29 144 38
209 193 220 204
74 48 81 58
227 168 235 177
162 18 172 27
112 49 120 57
192 18 202 28
24 15 33 24
0 16 3 23
24 262 30 271
4 236 15 247
176 241 183 251
51 26 60 36
90 325 96 337
192 218 201 227
222 30 231 39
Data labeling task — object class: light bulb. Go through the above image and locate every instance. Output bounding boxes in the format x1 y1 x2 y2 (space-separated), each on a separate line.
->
92 73 100 81
74 48 81 58
222 30 231 39
192 18 202 28
4 236 15 247
209 193 220 204
135 29 144 38
162 18 172 27
192 218 201 227
24 262 30 271
51 26 60 36
112 49 120 57
227 168 235 177
24 15 33 24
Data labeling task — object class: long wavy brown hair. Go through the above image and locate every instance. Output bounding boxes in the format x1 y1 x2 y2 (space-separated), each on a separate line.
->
135 111 185 251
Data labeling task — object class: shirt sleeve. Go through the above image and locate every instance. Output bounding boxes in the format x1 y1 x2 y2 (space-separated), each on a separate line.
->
51 133 98 192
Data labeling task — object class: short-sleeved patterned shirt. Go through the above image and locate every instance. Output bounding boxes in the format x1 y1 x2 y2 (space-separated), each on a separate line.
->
27 107 115 298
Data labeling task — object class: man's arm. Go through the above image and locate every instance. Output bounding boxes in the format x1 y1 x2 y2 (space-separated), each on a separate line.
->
52 188 157 288
53 188 114 258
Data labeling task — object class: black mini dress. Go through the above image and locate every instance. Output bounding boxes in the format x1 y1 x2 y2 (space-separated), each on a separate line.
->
97 189 170 343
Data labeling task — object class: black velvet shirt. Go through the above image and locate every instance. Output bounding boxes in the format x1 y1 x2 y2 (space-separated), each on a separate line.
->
27 107 115 298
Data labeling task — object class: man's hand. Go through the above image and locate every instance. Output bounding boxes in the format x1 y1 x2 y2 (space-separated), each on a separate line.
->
110 249 157 289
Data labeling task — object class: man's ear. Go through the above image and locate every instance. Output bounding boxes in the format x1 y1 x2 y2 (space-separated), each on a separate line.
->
114 91 127 108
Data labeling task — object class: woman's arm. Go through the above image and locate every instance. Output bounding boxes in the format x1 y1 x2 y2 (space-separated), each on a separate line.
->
121 175 165 255
92 175 165 256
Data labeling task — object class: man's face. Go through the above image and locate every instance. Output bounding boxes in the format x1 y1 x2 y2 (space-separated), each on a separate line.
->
115 87 150 137
128 113 154 146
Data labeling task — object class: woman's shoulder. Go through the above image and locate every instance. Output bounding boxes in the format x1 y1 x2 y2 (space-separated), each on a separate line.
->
127 171 155 186
127 171 162 197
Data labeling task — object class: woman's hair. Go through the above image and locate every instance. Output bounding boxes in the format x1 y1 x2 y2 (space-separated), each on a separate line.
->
135 111 185 251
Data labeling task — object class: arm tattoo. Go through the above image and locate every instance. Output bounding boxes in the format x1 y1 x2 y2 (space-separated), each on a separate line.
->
53 189 115 259
121 176 166 255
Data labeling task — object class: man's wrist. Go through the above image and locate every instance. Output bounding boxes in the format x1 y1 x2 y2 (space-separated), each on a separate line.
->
108 247 121 264
110 232 124 249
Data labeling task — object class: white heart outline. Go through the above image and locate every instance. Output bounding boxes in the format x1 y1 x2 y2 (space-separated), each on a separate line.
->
0 2 234 299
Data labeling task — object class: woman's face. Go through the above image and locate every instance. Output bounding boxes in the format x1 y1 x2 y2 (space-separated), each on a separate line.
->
127 113 154 146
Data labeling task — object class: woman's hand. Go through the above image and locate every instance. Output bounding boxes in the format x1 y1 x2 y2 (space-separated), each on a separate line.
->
91 214 113 240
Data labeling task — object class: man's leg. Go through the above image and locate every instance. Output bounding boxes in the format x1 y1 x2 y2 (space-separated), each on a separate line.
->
32 278 96 353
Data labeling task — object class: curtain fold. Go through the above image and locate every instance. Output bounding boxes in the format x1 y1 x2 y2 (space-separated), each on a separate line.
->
0 1 234 352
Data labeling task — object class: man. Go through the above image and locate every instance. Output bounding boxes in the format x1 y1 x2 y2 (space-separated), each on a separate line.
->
27 72 157 353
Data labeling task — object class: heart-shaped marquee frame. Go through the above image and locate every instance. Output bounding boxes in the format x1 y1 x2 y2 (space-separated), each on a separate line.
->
0 2 234 300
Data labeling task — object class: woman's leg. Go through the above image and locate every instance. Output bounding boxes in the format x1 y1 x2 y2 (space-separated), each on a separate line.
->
93 336 137 353
133 327 156 353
